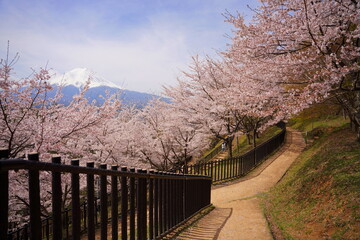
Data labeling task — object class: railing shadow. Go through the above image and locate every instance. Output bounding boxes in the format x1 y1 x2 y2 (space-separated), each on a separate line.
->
175 208 232 240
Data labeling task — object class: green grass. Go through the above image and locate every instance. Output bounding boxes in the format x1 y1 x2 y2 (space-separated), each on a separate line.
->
288 102 348 132
199 124 283 162
263 104 360 239
290 115 348 133
199 139 223 161
232 125 282 157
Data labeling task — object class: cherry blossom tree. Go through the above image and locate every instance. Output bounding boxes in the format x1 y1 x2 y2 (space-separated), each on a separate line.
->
164 56 237 158
83 105 144 166
0 49 123 226
164 55 283 156
127 98 210 170
0 53 121 161
162 100 210 170
225 0 360 139
0 52 54 157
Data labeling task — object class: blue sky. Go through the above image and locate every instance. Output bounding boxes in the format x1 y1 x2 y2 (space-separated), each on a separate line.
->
0 0 259 93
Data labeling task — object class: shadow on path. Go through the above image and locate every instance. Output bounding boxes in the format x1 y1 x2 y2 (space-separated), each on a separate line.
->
176 208 232 240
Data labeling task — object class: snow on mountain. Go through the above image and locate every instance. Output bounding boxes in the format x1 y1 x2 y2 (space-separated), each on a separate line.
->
48 68 169 108
49 68 122 89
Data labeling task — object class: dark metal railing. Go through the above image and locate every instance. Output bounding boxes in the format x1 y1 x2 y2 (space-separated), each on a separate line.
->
173 124 286 184
0 151 211 240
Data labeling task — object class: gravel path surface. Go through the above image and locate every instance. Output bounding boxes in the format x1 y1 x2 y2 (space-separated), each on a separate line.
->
177 129 305 240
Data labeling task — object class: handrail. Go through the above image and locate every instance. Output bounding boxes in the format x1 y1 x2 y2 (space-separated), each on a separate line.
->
173 122 286 183
0 159 211 180
1 153 211 240
200 122 285 163
1 122 286 239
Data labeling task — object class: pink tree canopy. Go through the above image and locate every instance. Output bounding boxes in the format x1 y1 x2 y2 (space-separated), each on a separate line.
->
225 0 359 137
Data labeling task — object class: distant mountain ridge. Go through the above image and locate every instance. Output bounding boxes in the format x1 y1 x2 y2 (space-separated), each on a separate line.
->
49 68 168 107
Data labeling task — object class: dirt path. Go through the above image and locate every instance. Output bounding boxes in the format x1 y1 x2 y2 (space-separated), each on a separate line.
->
176 129 306 240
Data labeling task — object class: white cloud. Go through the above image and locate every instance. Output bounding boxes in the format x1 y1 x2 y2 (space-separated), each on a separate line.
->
0 0 259 93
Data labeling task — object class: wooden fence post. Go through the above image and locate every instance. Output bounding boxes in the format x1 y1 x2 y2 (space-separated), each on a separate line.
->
71 159 81 240
28 153 42 240
99 164 107 240
51 156 62 240
111 165 119 240
121 166 128 240
149 170 154 239
0 149 9 240
86 162 95 240
129 168 136 240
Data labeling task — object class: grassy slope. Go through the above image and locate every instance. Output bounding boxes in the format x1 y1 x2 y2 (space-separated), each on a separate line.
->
264 104 360 239
199 125 282 161
232 125 282 157
200 139 223 160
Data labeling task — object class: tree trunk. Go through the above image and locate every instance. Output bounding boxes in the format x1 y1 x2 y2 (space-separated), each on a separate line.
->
246 133 251 145
236 136 239 153
227 136 234 158
184 160 188 174
335 89 360 141
252 129 257 148
354 116 360 142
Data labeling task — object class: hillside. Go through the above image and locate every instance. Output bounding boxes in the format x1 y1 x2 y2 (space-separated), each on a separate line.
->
263 104 360 239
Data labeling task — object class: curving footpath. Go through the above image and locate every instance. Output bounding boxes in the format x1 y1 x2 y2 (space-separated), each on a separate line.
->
176 129 306 240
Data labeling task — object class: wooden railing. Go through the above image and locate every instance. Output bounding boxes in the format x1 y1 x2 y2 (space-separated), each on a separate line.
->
0 152 211 240
172 123 286 184
1 123 286 239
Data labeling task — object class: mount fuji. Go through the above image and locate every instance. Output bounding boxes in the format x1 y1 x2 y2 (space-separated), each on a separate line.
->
49 68 167 107
49 68 123 89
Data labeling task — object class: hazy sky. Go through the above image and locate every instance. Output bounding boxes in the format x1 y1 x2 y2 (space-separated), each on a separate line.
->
0 0 259 94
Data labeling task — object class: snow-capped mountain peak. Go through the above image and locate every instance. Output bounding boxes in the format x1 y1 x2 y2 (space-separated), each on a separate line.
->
49 68 122 89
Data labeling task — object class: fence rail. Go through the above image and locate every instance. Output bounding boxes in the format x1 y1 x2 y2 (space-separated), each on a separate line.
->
174 123 286 184
0 152 211 240
1 123 285 239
